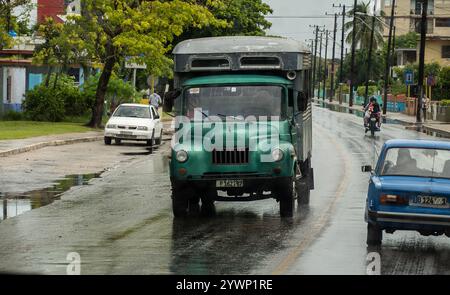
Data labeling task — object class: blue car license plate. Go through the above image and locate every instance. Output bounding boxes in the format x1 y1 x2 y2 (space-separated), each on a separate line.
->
411 196 449 208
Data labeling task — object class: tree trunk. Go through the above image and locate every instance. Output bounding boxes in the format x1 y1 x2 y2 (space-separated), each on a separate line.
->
88 56 115 128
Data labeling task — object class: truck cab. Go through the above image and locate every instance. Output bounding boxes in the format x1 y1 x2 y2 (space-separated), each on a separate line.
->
168 36 314 217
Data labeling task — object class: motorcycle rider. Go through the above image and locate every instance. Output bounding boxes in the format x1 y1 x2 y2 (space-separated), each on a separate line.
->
364 96 381 133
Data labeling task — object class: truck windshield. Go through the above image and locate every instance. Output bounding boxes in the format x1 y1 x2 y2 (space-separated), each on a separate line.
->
380 148 450 179
184 85 284 119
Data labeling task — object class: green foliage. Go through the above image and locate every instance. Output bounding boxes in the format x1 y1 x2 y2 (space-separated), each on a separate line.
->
1 110 24 121
345 1 384 50
23 74 85 121
0 0 33 49
390 81 407 96
82 73 139 111
23 87 65 122
394 32 418 49
341 49 384 87
440 100 450 106
356 85 378 96
438 66 450 88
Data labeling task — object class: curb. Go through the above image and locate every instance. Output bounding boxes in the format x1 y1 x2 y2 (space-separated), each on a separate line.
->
0 135 103 158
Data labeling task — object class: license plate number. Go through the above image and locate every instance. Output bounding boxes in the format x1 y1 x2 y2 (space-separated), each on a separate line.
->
412 196 448 208
216 179 244 188
120 131 133 135
370 118 377 122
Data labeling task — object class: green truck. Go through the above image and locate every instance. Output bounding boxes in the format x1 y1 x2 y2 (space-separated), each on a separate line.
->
167 36 314 217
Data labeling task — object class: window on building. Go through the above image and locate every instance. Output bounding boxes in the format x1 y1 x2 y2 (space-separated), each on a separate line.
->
442 46 450 58
436 18 450 27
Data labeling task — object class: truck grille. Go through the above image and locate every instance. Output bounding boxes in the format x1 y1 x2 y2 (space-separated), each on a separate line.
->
212 148 249 165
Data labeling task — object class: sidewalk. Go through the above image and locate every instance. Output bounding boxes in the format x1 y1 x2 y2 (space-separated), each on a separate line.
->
314 98 450 137
0 131 104 157
0 121 175 158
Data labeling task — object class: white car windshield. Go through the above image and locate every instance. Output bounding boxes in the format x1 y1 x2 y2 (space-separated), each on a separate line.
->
381 148 450 179
113 106 151 118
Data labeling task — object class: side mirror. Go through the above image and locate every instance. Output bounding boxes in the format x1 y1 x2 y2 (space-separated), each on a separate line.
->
163 89 182 113
361 165 373 173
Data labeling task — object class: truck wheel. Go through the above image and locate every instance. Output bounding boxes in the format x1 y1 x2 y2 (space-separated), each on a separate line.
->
200 195 216 217
279 177 294 218
104 137 112 145
188 196 200 215
367 223 383 246
172 187 188 218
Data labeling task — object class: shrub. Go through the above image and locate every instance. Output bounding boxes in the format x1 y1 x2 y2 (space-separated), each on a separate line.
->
356 85 378 96
440 100 450 106
22 73 87 121
1 110 24 121
23 86 65 121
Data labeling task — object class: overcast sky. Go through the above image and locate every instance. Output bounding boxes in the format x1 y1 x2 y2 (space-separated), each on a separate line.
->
262 0 376 55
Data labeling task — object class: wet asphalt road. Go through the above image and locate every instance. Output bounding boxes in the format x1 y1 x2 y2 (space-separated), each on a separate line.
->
0 104 449 274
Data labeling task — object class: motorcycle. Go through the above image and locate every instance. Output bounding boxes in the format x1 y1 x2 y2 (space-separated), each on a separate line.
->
367 112 381 136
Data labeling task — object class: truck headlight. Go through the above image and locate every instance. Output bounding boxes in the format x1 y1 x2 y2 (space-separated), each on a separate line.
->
271 148 284 162
176 150 188 163
106 124 117 129
137 126 148 131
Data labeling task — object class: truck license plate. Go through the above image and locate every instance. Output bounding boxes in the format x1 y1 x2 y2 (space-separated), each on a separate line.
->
216 179 244 188
411 196 449 208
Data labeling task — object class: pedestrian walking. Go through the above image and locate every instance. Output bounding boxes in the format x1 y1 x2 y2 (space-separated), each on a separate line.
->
150 92 162 110
421 94 430 122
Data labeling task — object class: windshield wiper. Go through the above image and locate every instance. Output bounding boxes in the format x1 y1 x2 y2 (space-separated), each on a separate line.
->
217 114 245 121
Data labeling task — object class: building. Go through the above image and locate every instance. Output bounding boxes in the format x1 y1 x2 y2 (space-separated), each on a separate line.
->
382 0 450 66
1 0 82 114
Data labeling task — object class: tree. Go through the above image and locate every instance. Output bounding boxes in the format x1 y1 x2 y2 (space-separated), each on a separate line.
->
345 1 384 51
68 0 225 128
394 32 419 49
342 49 384 86
0 0 32 49
176 0 272 39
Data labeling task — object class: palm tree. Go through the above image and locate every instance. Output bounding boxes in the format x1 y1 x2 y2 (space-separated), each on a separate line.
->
345 1 384 50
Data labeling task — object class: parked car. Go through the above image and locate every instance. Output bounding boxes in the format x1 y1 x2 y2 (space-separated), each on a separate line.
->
363 139 450 246
104 103 163 146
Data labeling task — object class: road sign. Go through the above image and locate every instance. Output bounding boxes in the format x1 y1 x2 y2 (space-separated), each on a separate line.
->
404 70 414 85
125 56 147 69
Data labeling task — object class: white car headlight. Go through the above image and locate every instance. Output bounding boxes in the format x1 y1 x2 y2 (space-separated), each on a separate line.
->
271 148 284 162
106 124 117 129
137 126 148 131
176 150 188 163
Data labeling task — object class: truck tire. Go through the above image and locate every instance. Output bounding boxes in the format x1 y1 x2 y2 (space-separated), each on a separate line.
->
188 196 200 215
104 137 112 145
367 223 383 246
172 186 188 218
200 196 216 217
279 177 294 218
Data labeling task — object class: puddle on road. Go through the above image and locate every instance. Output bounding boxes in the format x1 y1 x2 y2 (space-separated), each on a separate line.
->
315 101 450 139
0 172 101 221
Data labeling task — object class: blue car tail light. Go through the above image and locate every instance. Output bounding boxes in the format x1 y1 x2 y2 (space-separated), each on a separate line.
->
380 194 408 205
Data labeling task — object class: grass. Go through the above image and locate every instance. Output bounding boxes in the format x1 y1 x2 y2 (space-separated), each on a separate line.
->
0 121 95 140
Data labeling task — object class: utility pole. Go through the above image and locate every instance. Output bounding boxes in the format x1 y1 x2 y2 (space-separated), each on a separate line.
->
390 25 396 78
364 0 378 105
323 30 329 100
417 0 428 123
311 26 320 98
349 0 358 107
310 39 315 92
340 5 346 84
330 13 338 102
383 0 396 115
318 31 323 99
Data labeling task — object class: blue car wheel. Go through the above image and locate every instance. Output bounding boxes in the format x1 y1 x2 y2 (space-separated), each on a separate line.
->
367 223 383 246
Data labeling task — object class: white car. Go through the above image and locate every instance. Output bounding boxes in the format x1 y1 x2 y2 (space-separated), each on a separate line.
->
104 103 163 146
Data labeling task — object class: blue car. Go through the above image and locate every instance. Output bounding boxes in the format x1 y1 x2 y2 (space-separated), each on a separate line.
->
363 139 450 246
